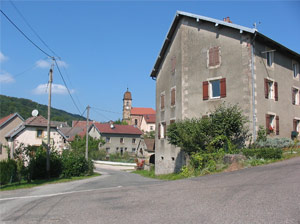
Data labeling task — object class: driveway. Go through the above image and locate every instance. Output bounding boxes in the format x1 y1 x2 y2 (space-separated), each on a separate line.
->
0 157 300 224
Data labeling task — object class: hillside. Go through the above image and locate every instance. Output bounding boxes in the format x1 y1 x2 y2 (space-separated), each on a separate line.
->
0 95 85 125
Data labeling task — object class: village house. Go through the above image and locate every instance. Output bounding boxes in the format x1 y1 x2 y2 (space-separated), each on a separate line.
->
151 11 300 174
122 89 156 132
0 113 24 160
5 115 67 156
88 122 145 155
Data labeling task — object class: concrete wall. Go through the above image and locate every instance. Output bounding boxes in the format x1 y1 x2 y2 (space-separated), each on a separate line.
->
254 41 300 138
0 116 23 160
12 127 66 154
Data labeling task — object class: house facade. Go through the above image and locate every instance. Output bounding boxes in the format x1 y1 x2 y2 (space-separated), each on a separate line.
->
0 113 24 160
89 122 145 155
6 116 67 155
151 11 300 174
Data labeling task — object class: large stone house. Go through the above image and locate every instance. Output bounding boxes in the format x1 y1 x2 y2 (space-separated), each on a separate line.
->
122 89 156 132
150 11 300 174
0 113 24 160
89 122 145 155
5 115 67 155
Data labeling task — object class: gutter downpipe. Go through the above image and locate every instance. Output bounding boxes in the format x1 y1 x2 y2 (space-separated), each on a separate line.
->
251 32 257 142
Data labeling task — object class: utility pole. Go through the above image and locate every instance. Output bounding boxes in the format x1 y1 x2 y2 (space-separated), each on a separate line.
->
46 58 54 178
85 105 90 160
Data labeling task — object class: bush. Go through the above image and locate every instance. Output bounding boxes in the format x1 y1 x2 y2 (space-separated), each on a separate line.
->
90 149 107 160
190 151 224 171
243 148 283 159
61 151 93 178
0 159 17 185
254 138 293 149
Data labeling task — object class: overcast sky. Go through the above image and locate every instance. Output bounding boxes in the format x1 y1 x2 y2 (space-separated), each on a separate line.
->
1 1 299 122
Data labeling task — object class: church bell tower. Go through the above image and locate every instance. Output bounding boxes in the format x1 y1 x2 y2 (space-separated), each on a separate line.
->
122 88 132 123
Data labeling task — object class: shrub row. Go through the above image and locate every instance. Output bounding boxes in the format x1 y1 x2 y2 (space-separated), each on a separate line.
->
243 148 283 159
0 159 17 185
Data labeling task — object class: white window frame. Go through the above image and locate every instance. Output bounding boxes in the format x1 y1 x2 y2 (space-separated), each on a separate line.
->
293 87 300 105
106 147 110 153
208 77 222 99
160 121 166 139
120 138 124 143
106 137 111 143
132 138 136 144
293 62 299 80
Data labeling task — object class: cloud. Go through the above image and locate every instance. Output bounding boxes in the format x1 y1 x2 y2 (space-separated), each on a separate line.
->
0 52 8 62
33 83 74 95
0 71 15 83
35 59 68 69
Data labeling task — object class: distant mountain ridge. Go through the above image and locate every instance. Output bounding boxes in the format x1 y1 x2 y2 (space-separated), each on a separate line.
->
0 95 85 125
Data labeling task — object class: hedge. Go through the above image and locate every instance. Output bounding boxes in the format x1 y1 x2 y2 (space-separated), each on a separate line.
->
243 148 283 159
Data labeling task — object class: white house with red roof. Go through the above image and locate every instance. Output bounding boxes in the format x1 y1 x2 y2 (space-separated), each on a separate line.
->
5 115 67 156
89 122 145 155
0 113 24 160
122 89 156 132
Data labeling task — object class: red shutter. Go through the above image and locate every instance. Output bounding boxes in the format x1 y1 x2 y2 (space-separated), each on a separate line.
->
264 79 269 99
274 82 278 101
214 47 220 65
170 119 175 124
293 119 298 132
266 114 270 134
220 78 226 98
292 88 296 105
161 95 164 110
171 88 176 106
162 122 166 139
276 116 279 135
158 123 161 139
203 81 209 100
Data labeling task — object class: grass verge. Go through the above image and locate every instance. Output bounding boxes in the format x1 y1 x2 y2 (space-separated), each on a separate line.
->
0 173 100 191
133 169 185 180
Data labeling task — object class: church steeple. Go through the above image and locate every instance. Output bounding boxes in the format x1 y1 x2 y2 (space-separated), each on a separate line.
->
122 88 132 123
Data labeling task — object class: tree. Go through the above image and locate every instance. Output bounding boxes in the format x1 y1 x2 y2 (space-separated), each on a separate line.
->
167 103 249 154
70 135 105 158
114 119 128 125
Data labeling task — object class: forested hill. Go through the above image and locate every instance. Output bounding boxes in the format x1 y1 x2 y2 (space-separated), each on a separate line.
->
0 95 85 125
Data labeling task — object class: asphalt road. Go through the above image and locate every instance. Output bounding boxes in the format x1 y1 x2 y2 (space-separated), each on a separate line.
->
1 157 300 224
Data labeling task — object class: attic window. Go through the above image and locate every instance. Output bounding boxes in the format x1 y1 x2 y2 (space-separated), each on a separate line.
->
208 47 220 67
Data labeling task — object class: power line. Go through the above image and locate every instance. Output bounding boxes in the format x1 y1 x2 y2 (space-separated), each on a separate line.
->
64 107 87 136
0 9 52 58
90 108 112 121
54 59 83 115
8 0 60 58
91 107 122 115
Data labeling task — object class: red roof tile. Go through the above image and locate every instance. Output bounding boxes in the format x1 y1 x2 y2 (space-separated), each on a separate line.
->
144 114 156 123
93 123 143 135
131 107 156 115
0 113 15 127
72 120 94 128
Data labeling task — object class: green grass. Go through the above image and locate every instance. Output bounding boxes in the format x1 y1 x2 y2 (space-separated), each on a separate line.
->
133 169 185 180
0 173 100 191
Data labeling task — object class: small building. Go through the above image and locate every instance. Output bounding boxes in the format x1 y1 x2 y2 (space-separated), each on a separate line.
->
5 115 67 155
0 113 24 160
89 122 144 155
151 11 300 174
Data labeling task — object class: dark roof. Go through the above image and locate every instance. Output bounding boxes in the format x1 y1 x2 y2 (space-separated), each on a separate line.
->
72 120 93 128
131 107 156 115
150 11 300 78
25 115 56 128
144 138 155 152
92 123 143 135
59 126 85 141
0 113 24 128
123 89 132 100
144 114 156 124
51 121 69 128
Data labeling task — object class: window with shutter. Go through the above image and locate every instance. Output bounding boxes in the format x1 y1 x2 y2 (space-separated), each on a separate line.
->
292 88 300 105
163 122 166 139
171 56 176 75
203 81 209 100
171 88 176 106
264 79 269 99
170 119 175 124
158 123 161 139
220 78 226 98
274 82 278 101
208 46 220 67
266 114 270 134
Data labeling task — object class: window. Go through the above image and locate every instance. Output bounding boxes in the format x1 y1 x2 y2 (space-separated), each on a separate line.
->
266 51 274 67
150 126 153 131
120 138 124 143
116 147 119 151
158 122 166 139
170 119 175 125
171 56 176 75
134 119 138 126
266 114 279 135
0 143 2 155
120 148 123 155
125 147 127 151
132 148 136 152
264 79 278 101
106 148 110 153
292 88 300 105
37 130 43 138
208 46 220 67
106 137 111 143
293 119 300 132
293 63 299 79
160 93 165 110
132 138 136 144
171 87 176 106
203 78 226 100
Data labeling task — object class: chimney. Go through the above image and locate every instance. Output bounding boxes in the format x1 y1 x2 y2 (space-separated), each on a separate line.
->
223 17 232 23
